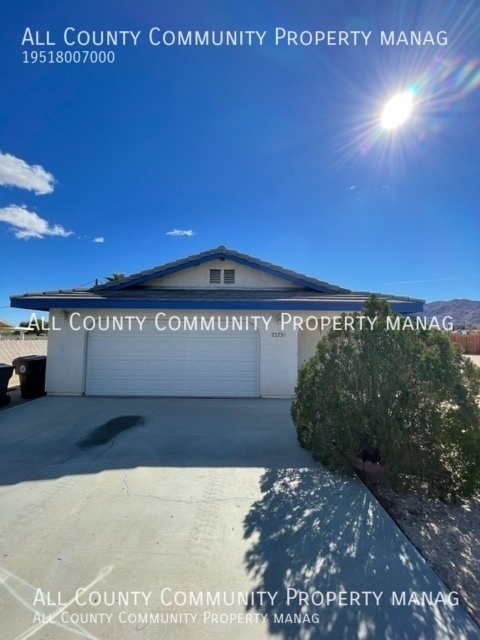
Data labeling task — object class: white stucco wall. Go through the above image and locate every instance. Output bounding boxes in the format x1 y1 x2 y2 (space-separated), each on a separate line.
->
45 310 88 395
143 259 301 289
260 322 298 397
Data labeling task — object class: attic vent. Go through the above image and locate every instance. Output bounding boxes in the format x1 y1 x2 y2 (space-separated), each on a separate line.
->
224 269 235 284
209 269 221 284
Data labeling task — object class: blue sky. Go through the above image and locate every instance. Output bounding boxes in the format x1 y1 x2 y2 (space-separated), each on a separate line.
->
1 0 479 323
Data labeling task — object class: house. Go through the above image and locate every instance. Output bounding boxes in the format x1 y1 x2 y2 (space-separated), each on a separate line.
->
0 319 15 332
10 246 424 398
0 318 31 340
0 318 25 340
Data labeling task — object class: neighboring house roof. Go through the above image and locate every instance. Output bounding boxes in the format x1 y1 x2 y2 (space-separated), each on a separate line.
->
0 319 15 330
10 245 425 313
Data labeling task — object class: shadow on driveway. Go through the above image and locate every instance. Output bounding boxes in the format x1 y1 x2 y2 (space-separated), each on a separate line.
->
243 468 480 639
0 396 316 486
0 396 479 638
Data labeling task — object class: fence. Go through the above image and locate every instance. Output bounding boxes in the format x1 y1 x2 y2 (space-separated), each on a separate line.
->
448 333 480 355
0 339 48 365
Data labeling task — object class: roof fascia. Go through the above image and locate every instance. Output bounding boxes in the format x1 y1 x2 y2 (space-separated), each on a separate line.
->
102 252 343 294
10 296 424 314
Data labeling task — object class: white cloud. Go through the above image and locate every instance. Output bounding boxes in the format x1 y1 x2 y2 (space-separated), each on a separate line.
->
166 228 196 237
93 237 105 243
0 151 55 194
0 205 73 239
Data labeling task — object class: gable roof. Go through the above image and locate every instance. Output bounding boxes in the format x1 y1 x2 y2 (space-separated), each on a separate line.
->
10 245 425 313
92 245 352 294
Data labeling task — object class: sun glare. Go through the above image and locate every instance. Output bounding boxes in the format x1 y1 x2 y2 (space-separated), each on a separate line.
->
381 92 414 129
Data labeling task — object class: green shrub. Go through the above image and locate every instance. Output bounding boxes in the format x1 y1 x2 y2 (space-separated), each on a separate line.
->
291 296 480 501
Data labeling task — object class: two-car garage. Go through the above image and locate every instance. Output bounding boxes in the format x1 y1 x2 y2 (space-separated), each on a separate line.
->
85 324 260 397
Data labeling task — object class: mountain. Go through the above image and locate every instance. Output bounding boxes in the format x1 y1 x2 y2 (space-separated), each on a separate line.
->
423 299 480 328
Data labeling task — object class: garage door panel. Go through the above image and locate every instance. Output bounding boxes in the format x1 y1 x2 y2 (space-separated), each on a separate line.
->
217 361 238 373
242 342 259 354
238 361 258 373
85 328 259 397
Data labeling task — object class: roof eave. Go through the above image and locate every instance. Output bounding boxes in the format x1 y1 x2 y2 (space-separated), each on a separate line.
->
93 249 351 295
10 296 424 314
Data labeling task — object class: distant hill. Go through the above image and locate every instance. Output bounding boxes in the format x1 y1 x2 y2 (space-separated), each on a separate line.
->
423 299 480 327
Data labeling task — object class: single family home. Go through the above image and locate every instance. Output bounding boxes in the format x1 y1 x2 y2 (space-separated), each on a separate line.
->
10 246 423 398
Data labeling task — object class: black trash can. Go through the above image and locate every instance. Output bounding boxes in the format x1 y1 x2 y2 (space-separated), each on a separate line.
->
0 363 14 406
12 356 47 399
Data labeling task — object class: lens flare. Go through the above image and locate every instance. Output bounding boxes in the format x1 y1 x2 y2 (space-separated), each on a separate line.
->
381 92 414 129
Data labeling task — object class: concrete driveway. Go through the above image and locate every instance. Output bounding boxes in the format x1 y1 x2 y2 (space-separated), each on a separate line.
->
0 397 478 640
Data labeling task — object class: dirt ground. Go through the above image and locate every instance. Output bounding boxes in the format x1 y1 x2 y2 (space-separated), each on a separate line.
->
467 355 480 367
8 372 19 388
362 354 480 628
363 473 480 628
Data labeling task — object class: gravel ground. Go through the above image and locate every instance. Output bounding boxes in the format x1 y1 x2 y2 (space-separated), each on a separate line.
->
365 475 480 627
365 355 480 628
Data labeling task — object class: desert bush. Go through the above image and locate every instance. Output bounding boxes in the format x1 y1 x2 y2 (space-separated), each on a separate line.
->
291 296 480 501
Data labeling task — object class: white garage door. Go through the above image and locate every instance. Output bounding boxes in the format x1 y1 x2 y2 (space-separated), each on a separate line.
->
85 325 260 397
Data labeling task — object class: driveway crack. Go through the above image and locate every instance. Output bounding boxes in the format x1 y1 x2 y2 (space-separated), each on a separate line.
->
123 469 130 496
92 438 116 460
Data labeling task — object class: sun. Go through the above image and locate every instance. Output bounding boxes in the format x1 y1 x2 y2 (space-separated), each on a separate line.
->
381 91 414 129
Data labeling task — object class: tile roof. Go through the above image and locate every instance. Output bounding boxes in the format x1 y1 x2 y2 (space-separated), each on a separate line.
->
11 288 424 304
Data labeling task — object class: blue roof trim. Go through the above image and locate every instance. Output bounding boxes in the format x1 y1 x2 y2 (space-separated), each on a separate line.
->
104 252 342 294
10 297 424 314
